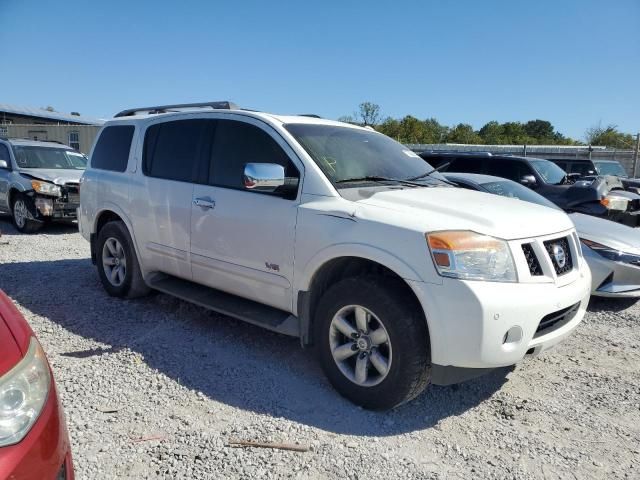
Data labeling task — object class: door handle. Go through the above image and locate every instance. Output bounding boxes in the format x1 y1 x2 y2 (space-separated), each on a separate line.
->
193 197 215 209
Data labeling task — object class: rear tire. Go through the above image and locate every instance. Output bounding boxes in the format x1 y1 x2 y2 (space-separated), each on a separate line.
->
11 194 43 233
96 221 150 298
314 276 431 410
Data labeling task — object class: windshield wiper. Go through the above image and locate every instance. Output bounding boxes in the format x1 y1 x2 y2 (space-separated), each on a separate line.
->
336 176 429 188
406 161 451 181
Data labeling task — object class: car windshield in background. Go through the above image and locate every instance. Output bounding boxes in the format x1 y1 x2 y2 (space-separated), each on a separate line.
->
13 146 87 170
284 123 447 187
480 180 561 210
529 159 567 185
595 161 628 178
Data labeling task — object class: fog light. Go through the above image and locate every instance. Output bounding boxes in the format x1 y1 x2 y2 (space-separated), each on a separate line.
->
502 326 523 351
35 197 53 216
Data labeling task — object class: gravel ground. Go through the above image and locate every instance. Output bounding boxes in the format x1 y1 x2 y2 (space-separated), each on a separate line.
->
0 218 639 479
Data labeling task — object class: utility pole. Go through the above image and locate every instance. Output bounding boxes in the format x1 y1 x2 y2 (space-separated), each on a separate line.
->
633 133 640 178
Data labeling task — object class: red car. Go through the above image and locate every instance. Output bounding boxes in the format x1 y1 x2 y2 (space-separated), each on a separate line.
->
0 290 74 479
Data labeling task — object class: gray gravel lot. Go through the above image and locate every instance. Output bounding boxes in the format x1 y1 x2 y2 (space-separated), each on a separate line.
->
0 218 639 479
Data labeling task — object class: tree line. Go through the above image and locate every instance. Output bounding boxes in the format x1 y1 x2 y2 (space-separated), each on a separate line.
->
338 102 636 149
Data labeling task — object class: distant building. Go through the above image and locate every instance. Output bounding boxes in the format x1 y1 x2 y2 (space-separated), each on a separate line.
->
0 103 104 153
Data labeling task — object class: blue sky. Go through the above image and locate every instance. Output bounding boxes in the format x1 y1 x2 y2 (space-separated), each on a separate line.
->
0 0 638 140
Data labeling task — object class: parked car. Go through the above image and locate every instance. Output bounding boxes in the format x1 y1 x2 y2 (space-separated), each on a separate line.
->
593 159 629 178
444 173 640 298
420 152 640 227
0 138 85 233
79 101 591 410
0 290 74 479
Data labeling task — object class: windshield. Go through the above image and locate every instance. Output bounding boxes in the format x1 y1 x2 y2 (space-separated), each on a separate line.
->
284 123 446 187
480 180 561 210
13 146 87 170
529 159 567 185
594 161 628 178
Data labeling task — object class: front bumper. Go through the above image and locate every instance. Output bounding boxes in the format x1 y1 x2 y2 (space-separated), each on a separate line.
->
584 247 640 297
34 196 79 219
408 264 591 375
0 381 74 480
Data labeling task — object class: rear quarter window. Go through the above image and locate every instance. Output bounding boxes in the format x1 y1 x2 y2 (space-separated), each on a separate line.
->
91 126 135 172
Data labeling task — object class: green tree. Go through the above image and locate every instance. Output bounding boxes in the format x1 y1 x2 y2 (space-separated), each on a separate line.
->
478 121 507 144
446 124 483 144
585 123 635 149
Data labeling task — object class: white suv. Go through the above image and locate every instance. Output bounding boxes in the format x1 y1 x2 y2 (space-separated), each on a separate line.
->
79 101 591 410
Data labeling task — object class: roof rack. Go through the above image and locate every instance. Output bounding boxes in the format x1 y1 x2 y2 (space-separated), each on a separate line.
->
298 114 322 118
421 151 493 156
114 101 239 118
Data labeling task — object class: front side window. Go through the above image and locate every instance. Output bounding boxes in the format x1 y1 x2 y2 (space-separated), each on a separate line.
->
209 120 298 191
92 125 134 172
0 144 10 165
143 119 209 182
284 123 444 186
13 146 87 170
529 159 567 185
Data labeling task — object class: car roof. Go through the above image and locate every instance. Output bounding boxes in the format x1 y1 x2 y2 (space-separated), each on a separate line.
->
104 108 371 132
421 152 550 163
2 138 74 149
592 159 619 164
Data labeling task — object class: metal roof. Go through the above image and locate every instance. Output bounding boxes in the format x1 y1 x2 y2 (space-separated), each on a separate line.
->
0 103 105 125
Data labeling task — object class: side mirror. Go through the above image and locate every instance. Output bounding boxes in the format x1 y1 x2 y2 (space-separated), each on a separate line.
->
520 174 537 187
243 163 285 193
0 159 8 169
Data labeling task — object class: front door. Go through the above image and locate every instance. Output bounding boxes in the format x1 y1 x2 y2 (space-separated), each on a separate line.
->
190 118 301 312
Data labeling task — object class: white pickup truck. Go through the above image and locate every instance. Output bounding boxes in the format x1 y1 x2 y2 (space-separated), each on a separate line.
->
79 102 591 410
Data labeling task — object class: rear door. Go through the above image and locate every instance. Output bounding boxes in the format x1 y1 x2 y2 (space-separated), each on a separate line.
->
130 118 210 280
190 117 302 311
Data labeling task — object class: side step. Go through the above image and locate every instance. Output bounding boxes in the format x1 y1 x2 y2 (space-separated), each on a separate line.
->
148 275 300 337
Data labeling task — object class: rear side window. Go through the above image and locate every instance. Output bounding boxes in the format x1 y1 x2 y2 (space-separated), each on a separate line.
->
448 157 484 174
143 119 210 182
91 126 134 172
208 120 298 190
485 159 524 181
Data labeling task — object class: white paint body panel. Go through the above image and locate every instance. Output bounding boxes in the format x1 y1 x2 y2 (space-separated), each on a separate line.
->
79 109 591 370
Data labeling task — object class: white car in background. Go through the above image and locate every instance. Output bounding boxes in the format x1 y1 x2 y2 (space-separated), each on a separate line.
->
445 173 640 298
79 101 591 410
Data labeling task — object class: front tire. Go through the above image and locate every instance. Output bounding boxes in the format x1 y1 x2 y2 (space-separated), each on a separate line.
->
11 194 43 233
96 221 150 298
314 276 431 410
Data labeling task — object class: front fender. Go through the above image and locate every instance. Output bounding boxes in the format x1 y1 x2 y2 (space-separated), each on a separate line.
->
295 242 438 294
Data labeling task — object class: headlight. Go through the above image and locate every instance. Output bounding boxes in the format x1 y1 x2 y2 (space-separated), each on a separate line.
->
581 238 640 266
0 337 51 447
600 194 629 211
31 180 61 197
426 230 517 282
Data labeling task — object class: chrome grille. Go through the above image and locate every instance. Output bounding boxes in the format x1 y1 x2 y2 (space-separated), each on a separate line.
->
543 237 573 276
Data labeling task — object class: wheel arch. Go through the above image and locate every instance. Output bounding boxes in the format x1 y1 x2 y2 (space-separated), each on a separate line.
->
92 206 143 268
297 252 430 348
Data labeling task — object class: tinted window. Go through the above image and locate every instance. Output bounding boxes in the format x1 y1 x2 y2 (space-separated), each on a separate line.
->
486 159 524 182
448 157 485 174
91 126 134 172
570 163 595 176
0 144 10 165
210 120 298 190
144 119 210 182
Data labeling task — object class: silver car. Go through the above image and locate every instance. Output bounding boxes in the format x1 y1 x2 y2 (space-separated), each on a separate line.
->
0 138 85 233
445 172 640 298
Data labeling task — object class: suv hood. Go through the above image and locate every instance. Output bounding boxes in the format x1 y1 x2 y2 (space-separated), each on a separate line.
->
18 168 83 185
352 186 574 240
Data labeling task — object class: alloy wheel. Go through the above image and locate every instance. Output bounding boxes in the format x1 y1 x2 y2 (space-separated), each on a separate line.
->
329 305 392 387
102 237 127 287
